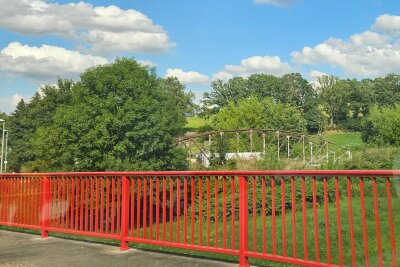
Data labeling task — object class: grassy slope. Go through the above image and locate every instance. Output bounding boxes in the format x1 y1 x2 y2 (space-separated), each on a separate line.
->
184 117 209 133
324 132 363 148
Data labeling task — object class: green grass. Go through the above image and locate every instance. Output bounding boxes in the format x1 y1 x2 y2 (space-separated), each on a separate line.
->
184 116 209 133
128 191 399 267
324 132 363 148
2 193 398 267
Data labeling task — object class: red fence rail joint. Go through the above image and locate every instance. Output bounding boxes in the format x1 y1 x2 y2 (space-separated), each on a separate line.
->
1 170 400 267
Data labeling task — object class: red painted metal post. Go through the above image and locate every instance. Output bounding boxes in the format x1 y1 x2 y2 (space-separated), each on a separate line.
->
291 177 297 258
271 177 276 255
120 176 129 251
41 176 50 238
312 177 319 262
262 177 266 254
347 177 356 267
359 178 369 266
281 177 286 257
372 178 383 267
301 176 308 260
231 177 235 250
386 178 396 267
238 176 250 267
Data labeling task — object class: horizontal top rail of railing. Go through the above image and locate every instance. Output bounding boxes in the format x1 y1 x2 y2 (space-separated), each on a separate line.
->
1 169 400 177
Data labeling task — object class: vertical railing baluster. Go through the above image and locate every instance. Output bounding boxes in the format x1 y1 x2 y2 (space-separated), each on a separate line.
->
347 177 356 267
291 176 297 258
312 176 319 262
238 176 249 267
301 176 308 260
373 178 383 267
120 176 129 251
41 176 51 238
386 177 396 267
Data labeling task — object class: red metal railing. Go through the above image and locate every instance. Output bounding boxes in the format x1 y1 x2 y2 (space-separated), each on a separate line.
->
0 170 399 267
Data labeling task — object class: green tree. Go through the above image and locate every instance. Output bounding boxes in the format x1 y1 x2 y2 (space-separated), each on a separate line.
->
201 77 249 117
318 76 349 127
280 73 323 133
371 74 400 107
361 105 400 146
211 96 306 132
33 58 187 171
8 79 74 172
159 77 196 114
247 73 282 100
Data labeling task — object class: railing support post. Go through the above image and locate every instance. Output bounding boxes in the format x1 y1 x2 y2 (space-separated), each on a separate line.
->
41 176 50 238
238 176 250 267
120 176 129 251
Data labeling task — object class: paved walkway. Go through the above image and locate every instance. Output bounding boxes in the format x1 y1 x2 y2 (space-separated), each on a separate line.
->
0 230 237 267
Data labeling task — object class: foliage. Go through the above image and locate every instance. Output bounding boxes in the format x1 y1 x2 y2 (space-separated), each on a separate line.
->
209 134 228 167
323 147 400 170
361 105 400 146
8 79 74 172
8 58 190 172
211 96 307 132
159 77 197 114
257 145 285 170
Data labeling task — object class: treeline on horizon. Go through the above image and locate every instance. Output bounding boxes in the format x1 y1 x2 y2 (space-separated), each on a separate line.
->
1 58 400 173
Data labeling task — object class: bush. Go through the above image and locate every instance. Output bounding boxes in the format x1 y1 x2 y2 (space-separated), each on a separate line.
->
362 105 400 146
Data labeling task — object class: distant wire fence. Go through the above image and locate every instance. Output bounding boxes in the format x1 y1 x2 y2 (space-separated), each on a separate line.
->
176 129 352 168
0 170 399 267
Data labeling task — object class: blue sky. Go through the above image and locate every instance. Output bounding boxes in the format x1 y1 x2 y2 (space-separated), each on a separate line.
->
1 0 400 113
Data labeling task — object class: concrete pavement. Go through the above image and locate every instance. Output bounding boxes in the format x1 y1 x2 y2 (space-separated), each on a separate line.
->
0 230 237 267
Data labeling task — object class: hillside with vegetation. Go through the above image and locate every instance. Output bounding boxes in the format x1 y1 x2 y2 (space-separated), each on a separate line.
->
2 58 400 172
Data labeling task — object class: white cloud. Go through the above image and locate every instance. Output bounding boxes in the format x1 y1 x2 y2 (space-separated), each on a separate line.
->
0 94 27 113
307 70 328 88
0 42 108 78
291 30 400 77
373 14 400 36
0 0 174 54
212 71 234 82
253 0 295 7
137 60 157 68
165 68 210 84
212 55 291 81
308 70 327 81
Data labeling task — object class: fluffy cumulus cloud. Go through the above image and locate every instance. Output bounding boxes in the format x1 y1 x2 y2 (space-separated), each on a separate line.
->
373 14 400 36
213 55 291 81
0 0 174 54
0 42 108 78
308 70 327 81
291 30 400 77
253 0 294 7
165 68 210 84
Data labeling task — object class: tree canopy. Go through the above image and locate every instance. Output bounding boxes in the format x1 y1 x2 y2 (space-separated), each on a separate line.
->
8 58 191 172
211 96 307 132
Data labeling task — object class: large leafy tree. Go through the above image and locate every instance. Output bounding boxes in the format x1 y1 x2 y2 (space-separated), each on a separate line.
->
279 73 323 133
211 96 306 132
32 58 187 171
371 74 400 107
317 75 347 126
159 77 197 114
202 77 249 117
362 105 400 146
8 79 74 172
